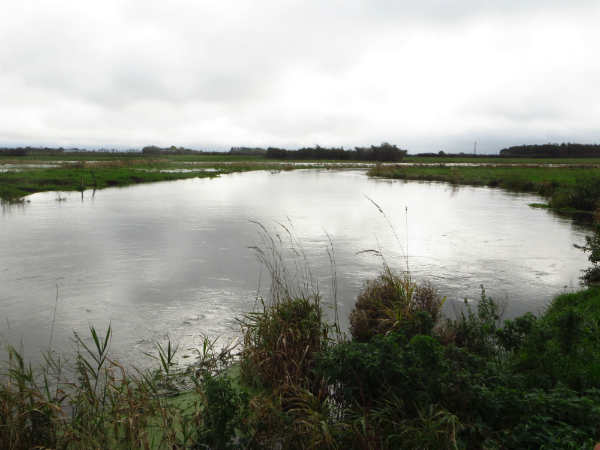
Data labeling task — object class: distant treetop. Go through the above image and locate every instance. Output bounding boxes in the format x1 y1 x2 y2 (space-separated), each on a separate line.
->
265 143 407 162
499 143 600 158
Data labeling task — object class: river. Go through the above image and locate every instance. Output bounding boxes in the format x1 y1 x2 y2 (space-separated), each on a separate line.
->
0 169 592 368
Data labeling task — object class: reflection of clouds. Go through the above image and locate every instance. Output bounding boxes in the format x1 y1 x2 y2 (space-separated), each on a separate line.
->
0 170 591 366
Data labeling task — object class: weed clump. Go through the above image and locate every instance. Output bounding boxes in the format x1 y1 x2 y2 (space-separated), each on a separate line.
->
195 374 251 450
240 295 331 394
349 265 445 342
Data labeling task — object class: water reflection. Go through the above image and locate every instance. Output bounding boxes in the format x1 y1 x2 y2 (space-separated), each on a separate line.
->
0 170 592 367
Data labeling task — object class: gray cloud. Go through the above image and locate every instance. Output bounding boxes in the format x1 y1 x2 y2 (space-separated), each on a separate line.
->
0 0 599 152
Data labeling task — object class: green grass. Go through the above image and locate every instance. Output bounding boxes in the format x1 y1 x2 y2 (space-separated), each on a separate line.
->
0 159 329 201
543 288 600 323
170 155 264 162
370 164 589 187
369 163 600 212
403 156 600 164
0 165 221 200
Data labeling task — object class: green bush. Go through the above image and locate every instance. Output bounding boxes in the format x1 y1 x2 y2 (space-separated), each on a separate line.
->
575 226 600 285
513 288 600 391
317 287 600 449
550 172 600 211
195 375 250 450
446 286 504 360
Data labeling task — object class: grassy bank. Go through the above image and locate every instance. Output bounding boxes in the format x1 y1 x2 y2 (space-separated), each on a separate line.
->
403 156 600 165
0 155 264 163
369 163 600 212
0 159 325 202
0 160 220 200
2 285 599 449
2 225 600 449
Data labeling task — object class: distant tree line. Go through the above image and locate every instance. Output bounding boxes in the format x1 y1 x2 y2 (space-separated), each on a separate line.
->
141 145 205 156
415 151 497 158
265 143 407 162
499 143 600 158
5 142 600 160
229 147 267 156
0 147 143 157
0 147 69 157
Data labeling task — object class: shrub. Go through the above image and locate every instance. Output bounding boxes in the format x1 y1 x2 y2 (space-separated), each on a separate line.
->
315 331 449 408
445 286 505 360
513 288 600 391
248 385 345 449
574 226 600 286
195 375 250 450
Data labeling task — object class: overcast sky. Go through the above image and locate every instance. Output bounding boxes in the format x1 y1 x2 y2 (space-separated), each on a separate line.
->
1 1 599 154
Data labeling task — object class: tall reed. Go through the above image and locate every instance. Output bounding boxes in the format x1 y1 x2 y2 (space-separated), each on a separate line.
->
239 222 340 398
0 326 235 449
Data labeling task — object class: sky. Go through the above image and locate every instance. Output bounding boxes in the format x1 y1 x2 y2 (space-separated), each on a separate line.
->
1 0 599 154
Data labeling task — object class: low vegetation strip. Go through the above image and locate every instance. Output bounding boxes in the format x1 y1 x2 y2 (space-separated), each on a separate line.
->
3 152 600 207
0 165 219 201
2 223 600 449
0 160 323 201
369 163 600 212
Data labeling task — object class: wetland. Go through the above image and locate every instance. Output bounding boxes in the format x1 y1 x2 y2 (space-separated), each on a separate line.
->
2 159 600 449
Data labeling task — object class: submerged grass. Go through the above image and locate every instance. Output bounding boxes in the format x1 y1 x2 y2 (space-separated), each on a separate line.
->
6 153 599 205
368 163 585 190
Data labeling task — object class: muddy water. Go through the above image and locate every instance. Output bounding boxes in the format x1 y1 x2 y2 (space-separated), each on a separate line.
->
0 169 592 367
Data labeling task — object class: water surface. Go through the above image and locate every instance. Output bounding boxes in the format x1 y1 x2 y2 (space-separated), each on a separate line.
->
0 169 591 367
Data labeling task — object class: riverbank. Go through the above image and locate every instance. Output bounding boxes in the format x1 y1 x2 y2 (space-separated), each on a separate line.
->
403 156 600 165
369 162 600 213
2 265 599 449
